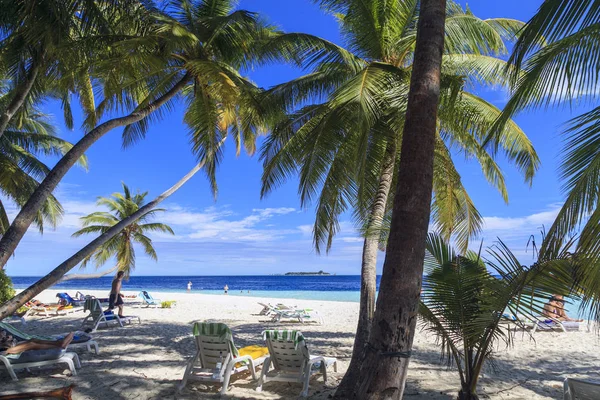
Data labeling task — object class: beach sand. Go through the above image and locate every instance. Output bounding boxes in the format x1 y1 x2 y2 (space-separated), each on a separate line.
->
1 289 599 399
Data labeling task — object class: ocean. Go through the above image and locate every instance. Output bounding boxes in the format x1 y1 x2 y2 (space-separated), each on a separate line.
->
11 275 588 318
11 275 376 303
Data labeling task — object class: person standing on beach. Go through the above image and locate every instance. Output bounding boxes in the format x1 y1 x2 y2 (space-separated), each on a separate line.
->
187 281 192 291
224 284 229 295
108 271 125 317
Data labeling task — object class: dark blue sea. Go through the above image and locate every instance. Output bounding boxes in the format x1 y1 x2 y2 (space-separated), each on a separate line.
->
11 275 380 303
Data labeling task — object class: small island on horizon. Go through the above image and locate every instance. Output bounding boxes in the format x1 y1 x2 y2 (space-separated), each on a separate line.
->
285 270 331 276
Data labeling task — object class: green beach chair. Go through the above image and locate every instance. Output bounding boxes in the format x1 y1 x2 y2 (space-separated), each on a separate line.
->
256 330 337 397
178 322 266 395
80 298 140 332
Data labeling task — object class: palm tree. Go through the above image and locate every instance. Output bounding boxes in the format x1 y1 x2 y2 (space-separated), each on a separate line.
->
259 2 538 394
71 183 174 279
0 159 207 319
420 232 576 400
0 0 276 269
0 94 87 235
0 0 136 138
495 1 600 318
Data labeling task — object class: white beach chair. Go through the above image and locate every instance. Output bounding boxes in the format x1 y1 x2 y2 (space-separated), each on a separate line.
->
80 298 140 332
532 317 581 333
564 378 600 399
178 322 266 395
270 308 323 324
0 322 99 355
0 349 80 381
258 302 275 315
256 330 337 397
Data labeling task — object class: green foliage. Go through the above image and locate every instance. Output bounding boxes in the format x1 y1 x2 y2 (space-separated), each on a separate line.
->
72 183 175 278
260 0 538 253
0 269 15 304
160 300 177 309
496 0 600 319
420 233 577 399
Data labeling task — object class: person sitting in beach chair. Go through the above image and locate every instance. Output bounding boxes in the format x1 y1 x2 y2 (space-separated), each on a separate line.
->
543 295 583 322
0 321 99 355
0 331 80 381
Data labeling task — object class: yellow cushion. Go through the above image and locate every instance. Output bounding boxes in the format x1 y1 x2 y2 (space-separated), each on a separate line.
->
238 345 269 359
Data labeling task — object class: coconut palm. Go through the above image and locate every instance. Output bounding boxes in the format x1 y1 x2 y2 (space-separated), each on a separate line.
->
259 2 538 393
0 0 276 269
72 183 174 278
0 94 87 235
494 1 600 317
420 232 576 400
0 0 140 138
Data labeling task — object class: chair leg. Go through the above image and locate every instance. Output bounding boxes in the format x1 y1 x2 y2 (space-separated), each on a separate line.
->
256 357 270 392
178 353 199 394
300 364 311 397
220 363 234 395
73 353 81 369
1 357 18 381
64 358 77 376
321 362 328 382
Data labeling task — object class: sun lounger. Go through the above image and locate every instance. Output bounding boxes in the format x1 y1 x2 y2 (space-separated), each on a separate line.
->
256 329 337 397
0 348 80 381
80 298 140 332
532 318 581 333
139 291 161 307
258 302 275 315
24 301 72 317
270 308 323 324
564 378 600 399
56 293 85 307
0 322 99 355
178 322 266 395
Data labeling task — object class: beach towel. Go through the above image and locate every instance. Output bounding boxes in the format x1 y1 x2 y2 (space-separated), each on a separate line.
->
192 322 238 356
262 330 306 350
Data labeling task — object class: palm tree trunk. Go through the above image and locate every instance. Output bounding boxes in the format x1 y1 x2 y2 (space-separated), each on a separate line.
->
351 1 447 398
334 141 396 399
0 74 191 270
0 61 41 139
0 161 204 319
58 265 119 282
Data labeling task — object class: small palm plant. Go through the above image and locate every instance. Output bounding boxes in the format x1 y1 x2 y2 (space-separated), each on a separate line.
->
72 183 174 278
420 233 576 400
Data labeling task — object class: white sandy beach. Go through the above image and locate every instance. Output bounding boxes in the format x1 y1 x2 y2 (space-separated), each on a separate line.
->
1 289 599 399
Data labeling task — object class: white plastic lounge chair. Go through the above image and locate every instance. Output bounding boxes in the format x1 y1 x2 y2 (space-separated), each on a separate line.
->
257 330 337 397
258 302 275 315
564 378 600 399
178 322 266 395
270 308 323 324
0 349 80 381
0 322 99 355
532 317 581 333
139 291 161 308
80 298 140 332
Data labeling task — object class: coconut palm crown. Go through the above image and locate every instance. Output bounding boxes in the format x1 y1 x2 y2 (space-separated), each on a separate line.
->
72 183 174 278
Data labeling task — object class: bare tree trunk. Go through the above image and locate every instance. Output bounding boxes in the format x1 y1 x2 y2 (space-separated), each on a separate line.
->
0 74 191 269
58 265 119 282
0 62 41 139
0 161 204 319
351 1 447 398
334 141 396 399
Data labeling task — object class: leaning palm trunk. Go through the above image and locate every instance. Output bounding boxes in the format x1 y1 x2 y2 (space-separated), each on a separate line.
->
0 62 41 140
58 265 119 282
335 141 396 398
0 74 191 269
0 161 203 319
351 1 447 398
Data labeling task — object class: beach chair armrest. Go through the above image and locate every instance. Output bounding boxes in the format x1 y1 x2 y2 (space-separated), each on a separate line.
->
307 356 326 368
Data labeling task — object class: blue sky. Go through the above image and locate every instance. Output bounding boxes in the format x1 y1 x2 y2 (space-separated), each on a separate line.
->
4 0 592 277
